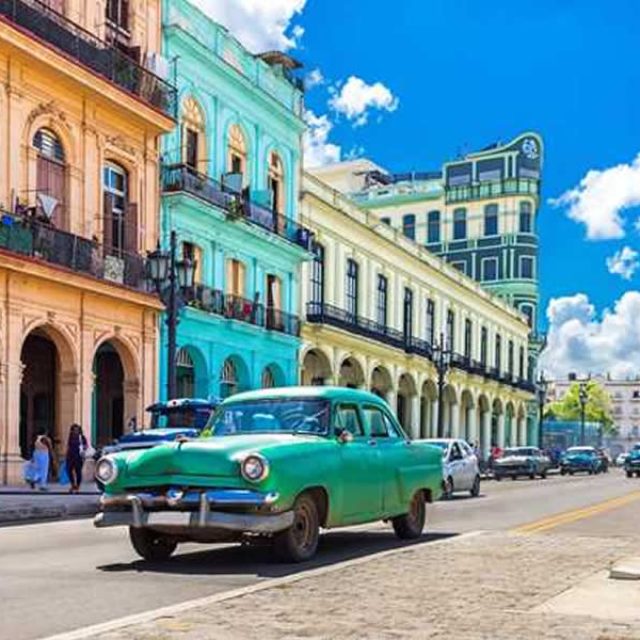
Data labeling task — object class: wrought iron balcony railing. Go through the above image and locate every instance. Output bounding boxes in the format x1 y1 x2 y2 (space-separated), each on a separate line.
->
186 285 300 337
0 211 146 290
445 177 539 204
0 0 177 117
162 164 314 252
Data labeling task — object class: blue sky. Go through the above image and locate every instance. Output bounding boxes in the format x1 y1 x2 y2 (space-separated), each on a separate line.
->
200 0 640 376
297 0 640 321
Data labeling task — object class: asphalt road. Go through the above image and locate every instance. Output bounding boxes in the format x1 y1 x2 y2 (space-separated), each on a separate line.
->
2 469 639 640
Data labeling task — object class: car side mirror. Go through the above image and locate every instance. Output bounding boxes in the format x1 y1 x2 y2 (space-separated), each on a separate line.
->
336 428 353 444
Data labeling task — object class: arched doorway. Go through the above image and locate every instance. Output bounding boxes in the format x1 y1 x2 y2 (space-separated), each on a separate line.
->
93 343 124 447
301 348 332 386
370 365 392 400
420 379 437 438
397 373 417 435
20 332 57 459
338 356 365 389
220 356 249 399
176 348 195 398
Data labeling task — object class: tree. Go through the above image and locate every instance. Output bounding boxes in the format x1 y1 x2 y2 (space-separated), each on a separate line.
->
546 380 616 434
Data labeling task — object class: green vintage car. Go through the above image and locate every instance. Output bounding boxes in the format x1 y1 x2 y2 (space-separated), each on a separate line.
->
94 387 443 563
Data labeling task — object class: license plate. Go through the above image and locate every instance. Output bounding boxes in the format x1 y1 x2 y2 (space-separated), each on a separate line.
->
147 512 191 526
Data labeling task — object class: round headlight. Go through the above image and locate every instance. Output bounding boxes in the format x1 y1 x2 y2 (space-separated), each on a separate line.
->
241 454 269 482
95 457 118 485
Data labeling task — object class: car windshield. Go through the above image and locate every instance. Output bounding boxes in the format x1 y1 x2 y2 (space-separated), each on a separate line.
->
504 448 534 456
205 399 330 436
150 407 211 429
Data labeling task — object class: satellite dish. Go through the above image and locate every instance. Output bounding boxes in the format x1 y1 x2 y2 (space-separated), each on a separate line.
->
37 194 59 219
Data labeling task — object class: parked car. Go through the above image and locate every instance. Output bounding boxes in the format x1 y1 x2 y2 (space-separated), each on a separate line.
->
624 444 640 478
492 447 551 481
94 387 444 563
559 446 603 475
419 438 481 498
617 452 630 467
100 398 219 456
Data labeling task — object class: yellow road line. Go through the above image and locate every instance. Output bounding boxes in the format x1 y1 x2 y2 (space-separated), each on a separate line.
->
511 490 640 535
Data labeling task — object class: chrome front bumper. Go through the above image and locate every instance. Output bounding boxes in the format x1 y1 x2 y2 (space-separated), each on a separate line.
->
94 489 293 534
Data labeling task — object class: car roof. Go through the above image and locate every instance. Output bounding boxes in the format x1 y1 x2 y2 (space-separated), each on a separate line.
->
222 386 388 405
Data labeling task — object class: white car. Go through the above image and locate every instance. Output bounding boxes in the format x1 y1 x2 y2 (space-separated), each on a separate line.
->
419 438 481 498
616 452 629 467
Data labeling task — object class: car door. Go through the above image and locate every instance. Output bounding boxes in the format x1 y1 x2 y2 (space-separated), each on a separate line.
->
448 442 465 490
334 403 382 523
362 404 412 515
459 441 476 489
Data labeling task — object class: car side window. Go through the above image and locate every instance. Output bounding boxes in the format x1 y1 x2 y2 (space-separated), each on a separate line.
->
363 406 388 437
382 413 403 439
334 404 364 437
451 442 462 460
460 442 472 457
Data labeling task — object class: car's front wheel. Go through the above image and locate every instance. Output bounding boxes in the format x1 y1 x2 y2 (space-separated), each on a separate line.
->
393 490 426 539
273 493 319 563
626 470 633 478
129 527 177 562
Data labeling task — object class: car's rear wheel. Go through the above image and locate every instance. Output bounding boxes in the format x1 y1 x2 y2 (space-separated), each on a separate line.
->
129 527 177 562
392 490 426 539
560 469 567 476
540 470 547 479
511 475 517 481
626 471 633 478
273 493 319 563
470 475 481 497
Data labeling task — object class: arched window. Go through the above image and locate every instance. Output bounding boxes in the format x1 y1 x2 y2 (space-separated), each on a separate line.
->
221 358 238 398
227 124 247 189
176 348 195 398
402 214 416 240
268 152 285 215
33 128 66 227
103 162 136 255
182 97 206 172
262 367 276 389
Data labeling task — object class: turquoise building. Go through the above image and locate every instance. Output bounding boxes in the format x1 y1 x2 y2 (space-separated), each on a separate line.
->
159 0 311 400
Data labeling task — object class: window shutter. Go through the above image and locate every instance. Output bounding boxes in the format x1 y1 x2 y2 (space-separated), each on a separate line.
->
103 192 114 251
125 202 138 253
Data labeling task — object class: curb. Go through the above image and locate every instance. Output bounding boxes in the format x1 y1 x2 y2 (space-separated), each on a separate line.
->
0 499 99 526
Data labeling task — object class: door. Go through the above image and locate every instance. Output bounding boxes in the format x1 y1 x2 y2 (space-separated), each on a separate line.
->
334 404 381 522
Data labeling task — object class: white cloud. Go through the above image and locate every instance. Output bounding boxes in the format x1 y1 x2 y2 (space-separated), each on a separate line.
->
191 0 307 52
607 246 640 280
328 76 399 127
550 154 640 240
303 110 341 168
305 68 325 90
540 292 640 379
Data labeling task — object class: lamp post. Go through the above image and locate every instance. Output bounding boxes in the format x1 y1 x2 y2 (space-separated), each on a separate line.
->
578 381 589 446
537 371 548 450
146 230 196 400
433 331 452 438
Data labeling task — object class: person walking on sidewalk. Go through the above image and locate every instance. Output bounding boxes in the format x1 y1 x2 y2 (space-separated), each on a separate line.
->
32 431 54 491
65 424 89 494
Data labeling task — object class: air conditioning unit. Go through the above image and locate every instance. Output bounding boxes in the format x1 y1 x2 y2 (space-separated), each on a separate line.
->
146 52 170 80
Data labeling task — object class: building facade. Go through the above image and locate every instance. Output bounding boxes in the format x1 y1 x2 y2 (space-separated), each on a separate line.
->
159 0 310 401
300 172 536 452
0 0 176 483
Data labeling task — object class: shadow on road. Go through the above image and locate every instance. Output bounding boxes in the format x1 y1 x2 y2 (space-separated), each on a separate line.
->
97 529 456 578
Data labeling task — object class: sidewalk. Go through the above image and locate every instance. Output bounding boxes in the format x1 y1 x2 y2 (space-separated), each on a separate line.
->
0 483 99 525
94 530 640 640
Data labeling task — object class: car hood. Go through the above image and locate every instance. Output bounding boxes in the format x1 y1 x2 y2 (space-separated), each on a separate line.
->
124 433 325 479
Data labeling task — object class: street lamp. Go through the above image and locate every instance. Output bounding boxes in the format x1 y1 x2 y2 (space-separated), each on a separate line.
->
578 381 589 446
146 230 196 400
537 371 548 449
433 331 452 438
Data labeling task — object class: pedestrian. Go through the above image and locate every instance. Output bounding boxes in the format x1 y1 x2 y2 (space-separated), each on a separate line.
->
65 424 89 494
32 430 54 491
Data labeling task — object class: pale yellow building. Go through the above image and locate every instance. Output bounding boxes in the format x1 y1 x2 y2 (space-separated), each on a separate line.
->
300 172 536 453
0 0 175 483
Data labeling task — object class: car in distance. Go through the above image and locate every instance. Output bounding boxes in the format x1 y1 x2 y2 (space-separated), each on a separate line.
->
624 444 640 478
418 438 480 498
94 387 444 563
492 447 551 481
560 446 603 475
101 398 219 455
616 452 629 467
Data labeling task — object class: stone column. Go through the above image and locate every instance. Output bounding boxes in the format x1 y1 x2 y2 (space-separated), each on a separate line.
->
450 402 460 439
467 405 477 444
481 410 491 458
410 395 420 439
431 399 439 438
4 305 24 484
497 413 506 449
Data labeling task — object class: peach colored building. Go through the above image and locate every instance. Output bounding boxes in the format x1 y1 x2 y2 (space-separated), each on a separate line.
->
0 0 175 483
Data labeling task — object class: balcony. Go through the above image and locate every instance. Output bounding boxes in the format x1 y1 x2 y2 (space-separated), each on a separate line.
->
0 210 146 290
162 164 314 252
188 285 300 337
445 178 539 204
0 0 177 117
